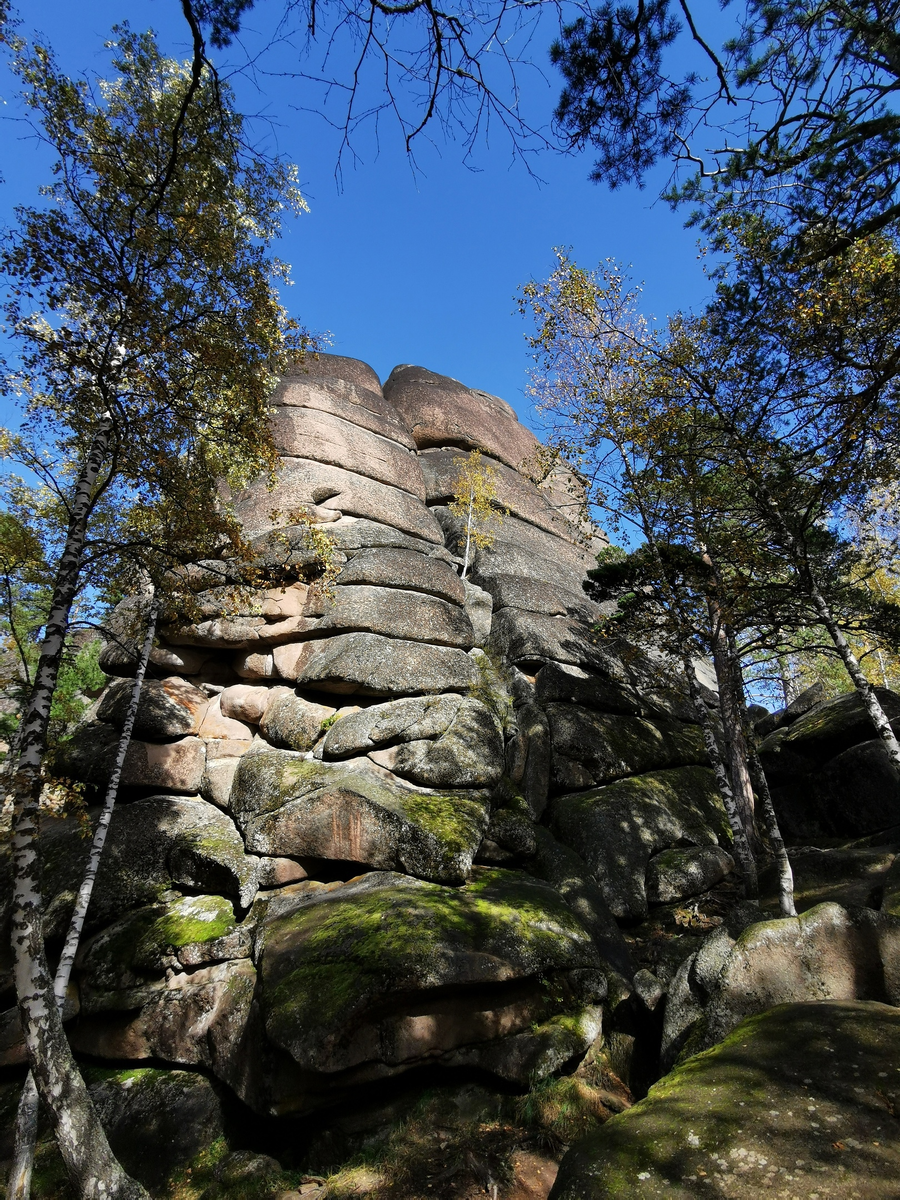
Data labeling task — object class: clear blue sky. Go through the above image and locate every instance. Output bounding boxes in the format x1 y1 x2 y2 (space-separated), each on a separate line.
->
0 0 725 433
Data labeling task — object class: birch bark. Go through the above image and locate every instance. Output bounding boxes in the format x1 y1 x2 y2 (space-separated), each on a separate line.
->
8 598 158 1200
5 418 149 1200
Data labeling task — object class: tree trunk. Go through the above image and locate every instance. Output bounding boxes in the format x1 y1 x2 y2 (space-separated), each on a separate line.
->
681 652 759 900
6 418 149 1200
725 632 796 918
8 597 158 1200
807 581 900 775
706 599 759 853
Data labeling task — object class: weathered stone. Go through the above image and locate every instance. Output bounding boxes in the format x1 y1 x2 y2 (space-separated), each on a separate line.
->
201 755 241 808
98 595 155 676
271 407 426 498
317 584 475 648
760 846 896 913
163 613 316 651
284 351 382 395
419 447 583 541
384 365 541 470
86 1067 225 1191
286 632 479 695
272 375 416 449
198 695 254 741
220 683 271 724
476 573 599 620
529 827 633 985
321 694 466 757
78 895 249 1005
335 546 465 604
695 902 900 1051
71 959 260 1105
258 868 601 1100
509 703 551 818
258 856 308 887
97 677 208 739
232 459 444 543
148 644 209 675
434 507 594 588
645 846 734 905
121 736 207 793
230 750 491 884
233 650 277 679
260 688 335 751
760 685 900 763
463 580 493 646
324 695 503 788
551 766 731 921
325 516 453 557
88 795 259 926
551 1001 900 1200
536 656 698 723
774 739 900 840
491 608 601 672
547 704 707 791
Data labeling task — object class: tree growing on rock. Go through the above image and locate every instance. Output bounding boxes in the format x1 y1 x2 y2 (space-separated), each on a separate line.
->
449 449 506 580
0 25 310 1199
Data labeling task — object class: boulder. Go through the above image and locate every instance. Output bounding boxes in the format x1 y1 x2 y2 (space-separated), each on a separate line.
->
97 677 209 739
551 1000 900 1200
383 365 541 470
335 546 465 604
197 695 254 741
230 750 491 884
476 573 600 621
759 847 896 913
316 584 475 648
283 632 479 695
418 447 582 541
272 375 416 449
220 683 271 724
645 846 734 905
759 686 900 764
325 516 452 557
59 723 209 794
435 508 594 585
270 407 426 498
258 868 602 1103
233 651 277 680
201 755 242 808
87 795 259 926
507 702 551 818
551 766 731 921
86 1067 225 1191
491 608 602 673
284 351 382 395
71 959 260 1105
232 458 444 544
694 902 900 1052
259 688 335 751
774 739 900 840
546 704 707 791
535 661 669 720
463 580 493 646
322 693 506 786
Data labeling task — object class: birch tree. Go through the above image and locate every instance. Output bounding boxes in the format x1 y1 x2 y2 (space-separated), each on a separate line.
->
0 26 310 1197
449 450 506 580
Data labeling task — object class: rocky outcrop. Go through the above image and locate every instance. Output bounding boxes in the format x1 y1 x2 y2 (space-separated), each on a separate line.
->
45 353 739 1137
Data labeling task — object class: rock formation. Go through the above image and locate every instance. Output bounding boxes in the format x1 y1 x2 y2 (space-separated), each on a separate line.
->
3 353 899 1195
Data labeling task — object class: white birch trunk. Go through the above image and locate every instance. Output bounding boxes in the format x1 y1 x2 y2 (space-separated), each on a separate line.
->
681 653 759 900
8 597 158 1200
6 418 149 1200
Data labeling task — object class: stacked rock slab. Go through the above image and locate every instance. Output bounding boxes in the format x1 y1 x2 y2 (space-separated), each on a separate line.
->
34 354 736 1127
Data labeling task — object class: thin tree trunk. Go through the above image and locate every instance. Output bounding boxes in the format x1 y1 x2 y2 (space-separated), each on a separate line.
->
8 597 158 1200
6 418 148 1200
462 494 474 580
681 652 759 901
807 582 900 775
725 631 796 917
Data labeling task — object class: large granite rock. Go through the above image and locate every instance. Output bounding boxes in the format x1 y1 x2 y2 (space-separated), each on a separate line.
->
230 750 491 884
271 407 426 498
546 704 707 791
87 795 259 926
281 632 479 695
384 365 541 470
97 677 209 739
551 1001 900 1200
316 584 474 648
335 545 466 604
272 373 416 448
551 766 731 921
258 869 605 1104
286 351 382 394
232 458 443 543
322 695 504 788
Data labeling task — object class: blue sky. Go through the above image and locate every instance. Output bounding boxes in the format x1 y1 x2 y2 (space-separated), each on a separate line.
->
0 0 726 433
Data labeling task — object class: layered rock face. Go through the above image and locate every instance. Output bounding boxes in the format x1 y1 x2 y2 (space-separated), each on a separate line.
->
27 354 738 1124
